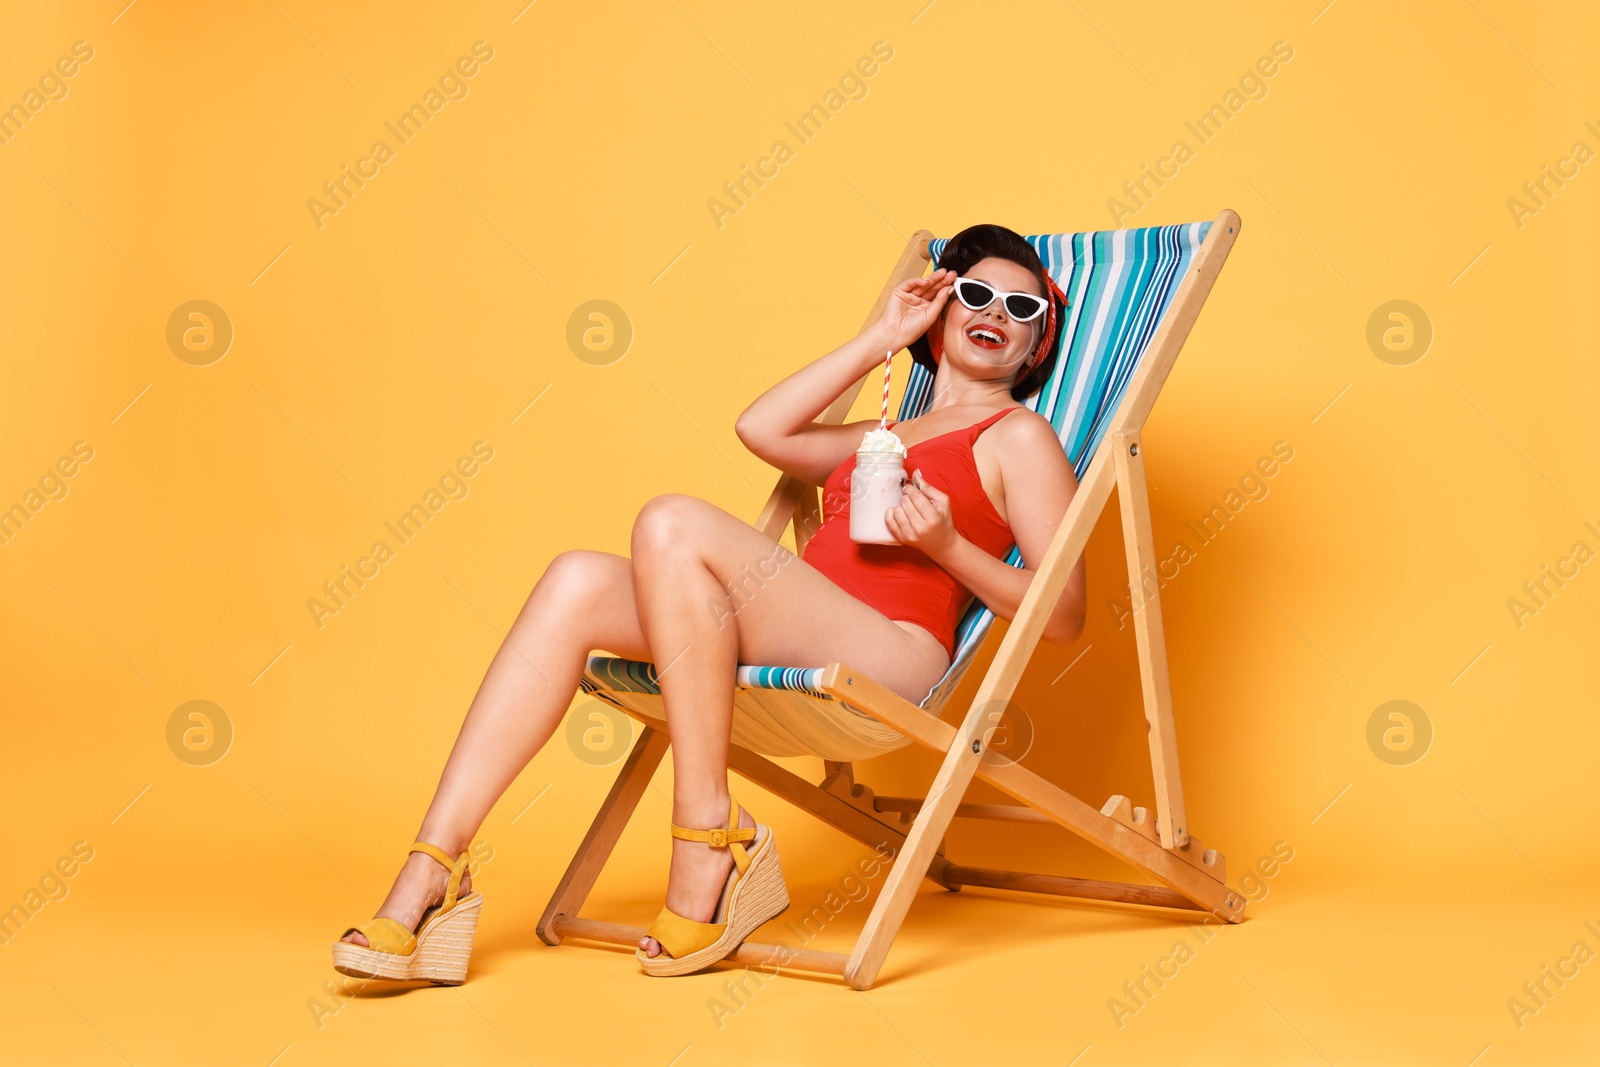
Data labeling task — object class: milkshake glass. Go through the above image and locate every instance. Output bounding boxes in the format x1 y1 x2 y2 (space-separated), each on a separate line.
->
850 426 907 544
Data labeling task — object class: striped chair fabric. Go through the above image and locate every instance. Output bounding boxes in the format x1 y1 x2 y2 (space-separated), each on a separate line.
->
580 219 1214 761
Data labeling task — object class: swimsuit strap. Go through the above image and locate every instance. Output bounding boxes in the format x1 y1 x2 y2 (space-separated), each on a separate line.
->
888 407 1022 439
969 407 1021 437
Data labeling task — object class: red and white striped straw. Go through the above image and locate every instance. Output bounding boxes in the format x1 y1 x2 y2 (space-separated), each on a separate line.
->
879 349 892 429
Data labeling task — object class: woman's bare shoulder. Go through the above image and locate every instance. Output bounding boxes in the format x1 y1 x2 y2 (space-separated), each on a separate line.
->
995 408 1075 476
996 406 1057 440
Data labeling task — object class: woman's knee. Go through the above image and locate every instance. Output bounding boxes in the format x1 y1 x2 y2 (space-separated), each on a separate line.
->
529 549 616 613
631 493 706 559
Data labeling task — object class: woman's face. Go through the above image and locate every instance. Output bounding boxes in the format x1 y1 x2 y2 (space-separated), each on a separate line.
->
938 256 1048 377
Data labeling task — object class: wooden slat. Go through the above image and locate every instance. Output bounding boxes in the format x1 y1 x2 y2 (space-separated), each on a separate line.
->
724 744 957 890
1112 428 1188 849
1132 805 1162 844
871 796 1055 824
793 483 822 554
536 726 669 946
1104 799 1227 879
548 915 849 976
1100 794 1134 825
942 865 1205 912
1173 835 1227 882
821 762 906 830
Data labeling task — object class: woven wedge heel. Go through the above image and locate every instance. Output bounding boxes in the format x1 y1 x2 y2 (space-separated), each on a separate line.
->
332 841 483 985
637 794 790 977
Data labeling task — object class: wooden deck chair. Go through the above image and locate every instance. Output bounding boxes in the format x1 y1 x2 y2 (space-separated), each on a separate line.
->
539 209 1246 990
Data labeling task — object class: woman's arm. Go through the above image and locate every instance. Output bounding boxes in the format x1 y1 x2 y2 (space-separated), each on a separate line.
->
886 413 1088 647
733 322 898 486
735 269 957 487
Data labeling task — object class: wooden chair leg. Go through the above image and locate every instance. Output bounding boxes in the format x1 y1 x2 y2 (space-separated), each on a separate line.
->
1111 429 1189 849
843 721 985 989
536 725 669 945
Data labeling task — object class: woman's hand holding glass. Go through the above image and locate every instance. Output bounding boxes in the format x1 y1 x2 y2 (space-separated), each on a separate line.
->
884 469 960 560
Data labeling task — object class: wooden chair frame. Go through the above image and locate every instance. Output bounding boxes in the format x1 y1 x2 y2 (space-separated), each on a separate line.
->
537 210 1246 990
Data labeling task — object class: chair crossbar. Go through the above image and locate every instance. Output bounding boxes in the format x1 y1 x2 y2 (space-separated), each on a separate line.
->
870 797 1055 824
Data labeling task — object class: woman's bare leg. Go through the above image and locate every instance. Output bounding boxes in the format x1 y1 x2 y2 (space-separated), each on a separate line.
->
628 493 950 957
342 549 653 945
342 493 950 954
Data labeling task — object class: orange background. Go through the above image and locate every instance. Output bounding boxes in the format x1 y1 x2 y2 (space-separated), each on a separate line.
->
2 1 1597 1063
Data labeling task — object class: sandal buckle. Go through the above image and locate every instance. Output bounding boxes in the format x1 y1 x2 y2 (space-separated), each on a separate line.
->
706 828 728 848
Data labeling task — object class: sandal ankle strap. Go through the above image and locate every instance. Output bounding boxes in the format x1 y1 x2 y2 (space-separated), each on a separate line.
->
410 840 471 910
669 796 757 872
670 825 757 847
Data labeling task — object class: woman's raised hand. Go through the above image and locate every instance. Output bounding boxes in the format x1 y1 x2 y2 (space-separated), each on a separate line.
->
872 268 955 353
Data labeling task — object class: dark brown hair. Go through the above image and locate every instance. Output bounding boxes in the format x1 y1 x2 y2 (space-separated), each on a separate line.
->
907 223 1066 401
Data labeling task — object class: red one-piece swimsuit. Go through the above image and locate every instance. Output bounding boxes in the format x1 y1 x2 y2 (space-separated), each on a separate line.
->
800 407 1021 660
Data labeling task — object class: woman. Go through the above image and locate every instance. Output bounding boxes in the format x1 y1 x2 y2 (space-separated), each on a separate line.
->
332 223 1088 982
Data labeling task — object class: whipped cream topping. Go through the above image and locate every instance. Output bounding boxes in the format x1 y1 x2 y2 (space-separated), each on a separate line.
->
857 426 907 458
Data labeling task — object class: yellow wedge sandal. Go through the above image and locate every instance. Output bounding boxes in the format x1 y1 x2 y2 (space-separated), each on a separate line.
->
331 841 483 985
637 795 790 977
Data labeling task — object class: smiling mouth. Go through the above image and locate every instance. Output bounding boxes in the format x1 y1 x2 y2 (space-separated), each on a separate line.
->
966 324 1008 350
